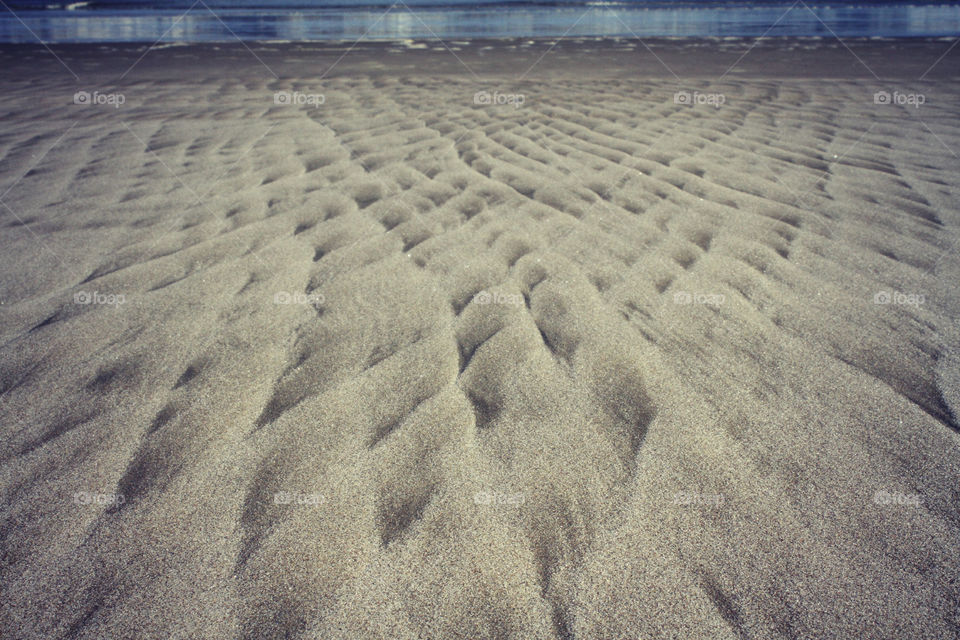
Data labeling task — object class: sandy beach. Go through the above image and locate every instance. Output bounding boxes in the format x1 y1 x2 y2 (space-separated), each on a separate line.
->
1 38 959 639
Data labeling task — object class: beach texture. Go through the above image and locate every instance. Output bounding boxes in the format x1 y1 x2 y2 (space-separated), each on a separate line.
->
1 39 959 639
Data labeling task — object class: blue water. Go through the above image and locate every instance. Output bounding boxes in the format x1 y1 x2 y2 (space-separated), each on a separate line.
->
1 0 959 42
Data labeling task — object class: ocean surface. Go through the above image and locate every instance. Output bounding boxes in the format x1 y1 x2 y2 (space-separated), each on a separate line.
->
1 0 959 42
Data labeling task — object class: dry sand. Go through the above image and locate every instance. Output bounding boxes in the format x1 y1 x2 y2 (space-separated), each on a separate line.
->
0 38 959 639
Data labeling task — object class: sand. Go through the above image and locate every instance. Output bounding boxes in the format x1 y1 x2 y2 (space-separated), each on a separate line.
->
0 38 959 639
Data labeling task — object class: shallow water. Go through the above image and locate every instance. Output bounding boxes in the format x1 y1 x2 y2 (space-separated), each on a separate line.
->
2 1 960 42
